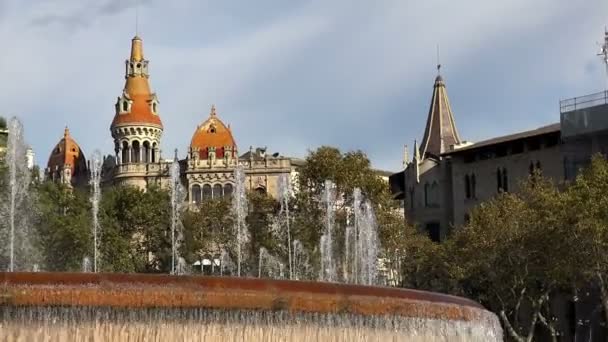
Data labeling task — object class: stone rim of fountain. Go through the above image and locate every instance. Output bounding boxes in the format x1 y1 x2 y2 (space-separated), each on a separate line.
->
0 272 488 323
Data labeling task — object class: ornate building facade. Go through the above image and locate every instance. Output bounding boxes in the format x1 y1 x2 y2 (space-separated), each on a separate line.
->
45 36 298 199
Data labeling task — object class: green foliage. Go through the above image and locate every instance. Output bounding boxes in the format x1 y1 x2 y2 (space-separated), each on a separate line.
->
100 185 171 273
293 146 412 280
0 116 6 129
181 198 233 267
35 182 92 271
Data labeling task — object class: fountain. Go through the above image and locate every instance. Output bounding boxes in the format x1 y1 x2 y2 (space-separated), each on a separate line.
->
89 150 102 273
277 174 293 279
319 180 337 282
1 117 33 272
0 272 503 341
232 164 249 276
169 154 185 275
345 188 379 285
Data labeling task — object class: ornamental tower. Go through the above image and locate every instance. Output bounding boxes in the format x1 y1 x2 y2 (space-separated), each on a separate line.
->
110 36 163 167
418 67 461 159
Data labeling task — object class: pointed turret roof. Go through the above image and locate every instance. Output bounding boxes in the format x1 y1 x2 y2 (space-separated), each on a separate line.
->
418 70 461 158
111 36 163 128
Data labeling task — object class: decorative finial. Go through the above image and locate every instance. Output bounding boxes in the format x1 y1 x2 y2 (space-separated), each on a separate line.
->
403 145 409 168
174 148 178 161
64 126 69 137
413 140 420 161
210 104 217 116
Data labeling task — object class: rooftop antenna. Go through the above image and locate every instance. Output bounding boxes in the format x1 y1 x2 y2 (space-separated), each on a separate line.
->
598 27 608 90
135 0 139 36
436 44 441 74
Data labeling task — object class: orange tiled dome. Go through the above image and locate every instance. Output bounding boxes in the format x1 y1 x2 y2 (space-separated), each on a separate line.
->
190 105 237 159
47 127 87 177
111 36 163 128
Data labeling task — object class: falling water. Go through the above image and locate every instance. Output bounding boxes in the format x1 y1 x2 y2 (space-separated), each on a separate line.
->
0 307 504 341
2 117 32 272
258 247 284 279
232 165 249 277
169 156 185 275
319 180 337 282
277 174 293 279
89 150 102 273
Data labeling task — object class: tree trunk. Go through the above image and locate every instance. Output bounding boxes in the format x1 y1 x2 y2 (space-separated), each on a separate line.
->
500 310 525 342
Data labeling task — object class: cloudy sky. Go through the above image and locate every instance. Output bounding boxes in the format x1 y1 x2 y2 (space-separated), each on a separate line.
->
0 0 607 171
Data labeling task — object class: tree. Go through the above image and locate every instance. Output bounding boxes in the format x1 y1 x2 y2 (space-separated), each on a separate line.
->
181 198 233 273
100 185 171 273
565 155 608 326
292 146 410 282
35 182 92 271
447 175 573 342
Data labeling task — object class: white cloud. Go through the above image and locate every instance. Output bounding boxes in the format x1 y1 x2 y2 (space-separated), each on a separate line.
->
0 0 606 171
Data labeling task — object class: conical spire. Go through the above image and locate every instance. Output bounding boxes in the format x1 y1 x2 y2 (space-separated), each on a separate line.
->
418 70 461 158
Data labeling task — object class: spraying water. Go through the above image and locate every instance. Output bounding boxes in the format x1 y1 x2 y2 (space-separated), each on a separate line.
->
219 248 234 276
231 165 249 277
169 155 185 275
277 174 293 279
343 189 380 285
319 180 337 282
2 117 31 272
89 150 102 273
352 189 379 285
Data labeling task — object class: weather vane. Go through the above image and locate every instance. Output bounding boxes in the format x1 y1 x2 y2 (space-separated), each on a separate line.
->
598 27 608 89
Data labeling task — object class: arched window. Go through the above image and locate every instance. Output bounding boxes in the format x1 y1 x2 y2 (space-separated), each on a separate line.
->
496 168 503 192
202 185 212 201
213 184 223 199
535 161 542 171
255 187 266 195
224 184 233 198
465 175 471 199
143 141 151 163
121 141 129 164
122 101 128 112
152 102 157 113
502 168 508 192
131 141 140 163
424 183 430 207
192 185 202 204
471 174 476 199
151 143 157 163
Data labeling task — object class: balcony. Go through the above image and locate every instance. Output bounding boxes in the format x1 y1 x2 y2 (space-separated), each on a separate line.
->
560 90 608 139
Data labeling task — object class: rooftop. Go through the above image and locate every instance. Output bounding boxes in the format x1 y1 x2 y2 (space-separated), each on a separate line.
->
442 123 561 156
560 90 608 113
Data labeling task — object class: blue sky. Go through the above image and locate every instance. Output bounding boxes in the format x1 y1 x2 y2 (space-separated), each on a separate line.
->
0 0 607 171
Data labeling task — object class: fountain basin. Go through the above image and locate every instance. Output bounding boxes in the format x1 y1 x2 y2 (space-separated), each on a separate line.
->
0 272 502 341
